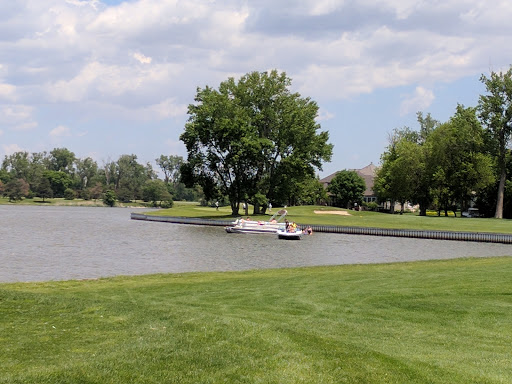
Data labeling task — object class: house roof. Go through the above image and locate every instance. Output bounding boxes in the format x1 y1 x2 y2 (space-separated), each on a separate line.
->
320 163 377 197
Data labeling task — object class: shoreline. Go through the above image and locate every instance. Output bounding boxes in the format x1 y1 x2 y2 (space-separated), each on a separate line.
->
131 212 512 244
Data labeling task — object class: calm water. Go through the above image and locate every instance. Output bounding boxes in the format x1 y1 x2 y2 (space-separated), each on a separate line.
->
1 205 511 282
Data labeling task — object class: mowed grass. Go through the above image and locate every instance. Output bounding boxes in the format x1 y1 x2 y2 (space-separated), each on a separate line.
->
149 202 512 234
1 257 512 383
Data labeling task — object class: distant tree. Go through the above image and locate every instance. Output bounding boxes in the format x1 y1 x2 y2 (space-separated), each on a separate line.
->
327 170 366 208
374 132 426 214
478 67 512 218
49 148 76 174
114 154 149 201
75 157 99 190
5 178 30 201
43 170 72 197
89 182 104 201
428 105 494 216
2 151 30 181
64 188 75 200
103 190 117 207
143 179 172 206
0 180 4 196
156 155 183 185
34 177 53 202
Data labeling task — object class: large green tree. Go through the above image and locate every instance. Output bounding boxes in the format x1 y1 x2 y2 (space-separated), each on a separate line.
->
180 70 332 215
478 67 512 218
327 170 366 209
428 105 494 216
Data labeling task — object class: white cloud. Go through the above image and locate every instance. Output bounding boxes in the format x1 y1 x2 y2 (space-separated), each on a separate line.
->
134 53 152 64
148 98 188 119
400 86 435 116
0 83 17 101
50 125 71 137
0 105 37 131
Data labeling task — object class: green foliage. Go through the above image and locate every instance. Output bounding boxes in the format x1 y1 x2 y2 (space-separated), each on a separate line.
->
478 66 512 218
156 155 183 184
43 170 72 197
63 188 75 200
180 70 332 215
160 197 174 209
34 176 53 201
4 178 30 201
103 190 117 207
327 170 366 208
142 179 172 206
49 147 76 173
429 105 494 215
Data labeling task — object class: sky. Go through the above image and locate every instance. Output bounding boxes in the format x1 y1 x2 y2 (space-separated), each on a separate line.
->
1 0 511 178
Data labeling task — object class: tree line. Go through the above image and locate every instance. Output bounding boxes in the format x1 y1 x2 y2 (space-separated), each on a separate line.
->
374 67 512 218
0 149 201 206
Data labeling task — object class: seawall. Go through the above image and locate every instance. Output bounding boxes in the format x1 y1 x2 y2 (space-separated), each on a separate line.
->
131 213 512 244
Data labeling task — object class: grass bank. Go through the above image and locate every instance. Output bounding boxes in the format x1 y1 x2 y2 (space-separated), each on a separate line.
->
0 197 146 208
1 257 511 383
149 202 512 234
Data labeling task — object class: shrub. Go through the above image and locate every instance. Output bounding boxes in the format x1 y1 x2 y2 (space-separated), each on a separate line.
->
64 188 75 200
160 198 174 209
103 190 117 207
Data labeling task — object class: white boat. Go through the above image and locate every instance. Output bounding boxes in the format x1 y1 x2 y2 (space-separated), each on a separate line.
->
225 209 287 234
277 229 303 240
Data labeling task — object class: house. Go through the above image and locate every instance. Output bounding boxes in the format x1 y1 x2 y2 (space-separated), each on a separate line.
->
319 163 378 204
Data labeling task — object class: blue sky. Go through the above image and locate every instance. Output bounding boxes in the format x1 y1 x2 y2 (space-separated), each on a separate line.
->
1 0 510 178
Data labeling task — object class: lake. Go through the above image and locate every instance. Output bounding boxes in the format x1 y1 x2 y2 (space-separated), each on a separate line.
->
1 205 511 283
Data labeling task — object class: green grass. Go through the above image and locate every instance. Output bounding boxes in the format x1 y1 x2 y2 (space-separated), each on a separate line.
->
1 257 511 383
149 202 512 234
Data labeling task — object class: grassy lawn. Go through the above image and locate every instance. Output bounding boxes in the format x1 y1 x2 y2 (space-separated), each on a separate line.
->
1 257 511 383
149 202 512 234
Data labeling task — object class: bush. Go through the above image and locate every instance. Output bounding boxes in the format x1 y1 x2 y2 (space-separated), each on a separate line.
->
80 189 91 200
64 188 75 200
365 202 379 211
160 198 174 209
103 190 117 207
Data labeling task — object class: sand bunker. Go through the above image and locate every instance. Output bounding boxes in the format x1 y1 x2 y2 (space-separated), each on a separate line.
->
314 210 352 216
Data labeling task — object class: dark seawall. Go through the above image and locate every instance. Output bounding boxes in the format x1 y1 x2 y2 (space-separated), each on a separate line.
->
131 213 512 244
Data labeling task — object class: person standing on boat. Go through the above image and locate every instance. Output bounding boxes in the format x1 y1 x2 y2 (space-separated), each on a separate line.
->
285 219 290 232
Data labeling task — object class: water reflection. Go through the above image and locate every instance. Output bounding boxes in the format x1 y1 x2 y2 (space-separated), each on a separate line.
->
1 205 511 282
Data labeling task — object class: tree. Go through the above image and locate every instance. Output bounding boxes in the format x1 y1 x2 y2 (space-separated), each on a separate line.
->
180 70 332 215
5 178 30 201
34 177 53 202
374 136 425 213
43 170 72 197
478 67 512 218
156 155 183 185
327 170 366 208
49 148 76 174
103 190 117 207
2 151 31 181
113 154 150 202
75 157 99 191
142 179 172 207
89 182 104 201
428 105 494 216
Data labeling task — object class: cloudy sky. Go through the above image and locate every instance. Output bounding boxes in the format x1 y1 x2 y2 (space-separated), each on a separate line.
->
1 0 511 177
